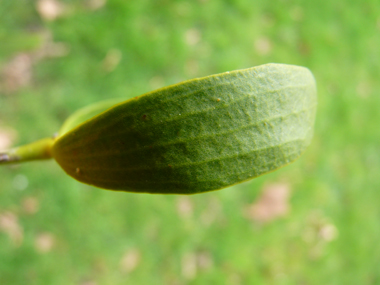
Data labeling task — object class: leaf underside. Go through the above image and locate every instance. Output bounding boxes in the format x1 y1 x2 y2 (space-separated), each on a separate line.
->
52 63 317 194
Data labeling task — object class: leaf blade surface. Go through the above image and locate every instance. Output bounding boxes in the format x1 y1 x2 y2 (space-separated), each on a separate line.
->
52 63 317 194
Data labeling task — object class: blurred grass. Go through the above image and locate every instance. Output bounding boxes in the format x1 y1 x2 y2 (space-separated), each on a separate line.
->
1 0 380 284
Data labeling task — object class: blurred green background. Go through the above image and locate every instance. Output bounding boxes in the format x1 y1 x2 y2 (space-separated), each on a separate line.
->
0 0 379 284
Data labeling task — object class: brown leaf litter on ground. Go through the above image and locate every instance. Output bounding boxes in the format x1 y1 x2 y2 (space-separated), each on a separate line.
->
36 0 66 21
22 196 40 215
0 211 24 246
243 183 291 223
0 127 18 150
34 232 55 253
119 248 141 273
181 251 214 280
0 31 70 94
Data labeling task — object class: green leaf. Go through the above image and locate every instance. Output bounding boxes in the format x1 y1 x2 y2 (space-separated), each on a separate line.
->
52 63 317 194
59 99 124 136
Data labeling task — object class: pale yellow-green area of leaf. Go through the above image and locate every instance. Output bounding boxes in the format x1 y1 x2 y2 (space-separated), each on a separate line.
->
58 99 123 136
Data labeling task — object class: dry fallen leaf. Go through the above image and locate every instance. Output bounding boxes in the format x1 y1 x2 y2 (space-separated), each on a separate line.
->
181 252 197 280
301 211 339 259
119 248 141 273
196 251 213 270
181 251 213 280
304 211 339 243
244 183 290 223
0 212 24 246
0 127 17 150
35 232 55 253
22 196 40 215
0 53 32 93
36 0 66 21
319 223 338 242
0 31 69 94
85 0 107 10
35 41 70 60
